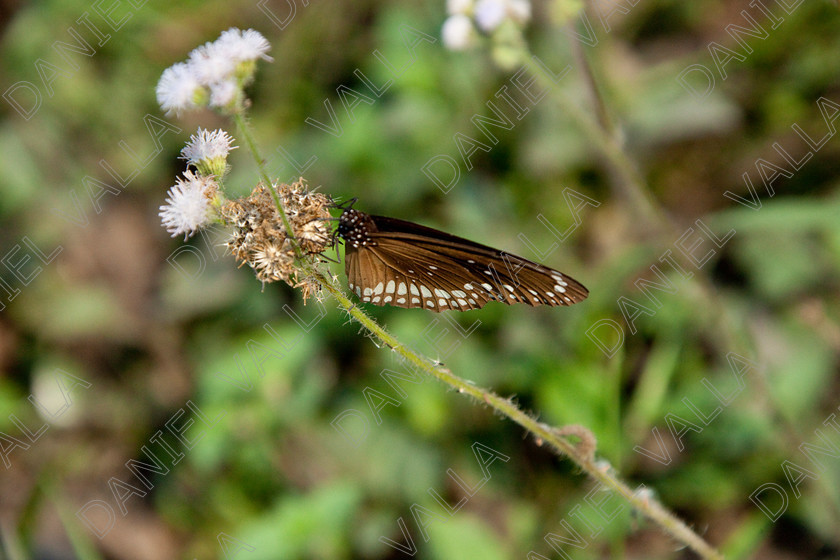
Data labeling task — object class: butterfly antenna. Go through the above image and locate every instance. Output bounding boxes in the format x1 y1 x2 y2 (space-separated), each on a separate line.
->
318 252 340 264
328 196 358 210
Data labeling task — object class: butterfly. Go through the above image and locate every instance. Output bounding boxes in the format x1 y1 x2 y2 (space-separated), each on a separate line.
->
333 200 588 312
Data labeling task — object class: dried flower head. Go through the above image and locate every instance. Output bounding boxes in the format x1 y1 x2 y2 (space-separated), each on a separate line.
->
221 179 331 301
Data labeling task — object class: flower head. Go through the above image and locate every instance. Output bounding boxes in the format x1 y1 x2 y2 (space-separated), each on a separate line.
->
188 42 237 86
215 28 273 63
507 0 531 24
475 0 507 32
221 179 330 300
220 180 332 300
159 171 219 239
442 15 477 50
156 63 203 116
180 128 238 178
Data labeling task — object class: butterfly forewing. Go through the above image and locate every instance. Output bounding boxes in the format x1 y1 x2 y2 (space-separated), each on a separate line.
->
338 208 588 312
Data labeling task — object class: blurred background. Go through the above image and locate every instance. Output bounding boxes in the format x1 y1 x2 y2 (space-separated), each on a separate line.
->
1 0 840 558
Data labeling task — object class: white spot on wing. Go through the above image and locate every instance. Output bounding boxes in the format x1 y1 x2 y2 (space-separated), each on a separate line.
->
398 283 407 295
374 282 384 295
386 280 395 294
452 290 466 298
434 289 451 298
410 284 420 296
481 283 493 292
420 286 432 298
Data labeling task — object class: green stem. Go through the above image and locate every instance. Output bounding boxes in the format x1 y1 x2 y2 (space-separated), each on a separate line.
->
232 112 305 262
316 272 722 560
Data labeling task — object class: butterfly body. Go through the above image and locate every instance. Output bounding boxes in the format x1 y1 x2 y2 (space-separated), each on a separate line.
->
337 207 588 312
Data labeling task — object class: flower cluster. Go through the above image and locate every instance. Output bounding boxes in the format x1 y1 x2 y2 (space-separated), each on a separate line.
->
220 179 331 300
442 0 531 51
156 28 272 115
158 127 240 239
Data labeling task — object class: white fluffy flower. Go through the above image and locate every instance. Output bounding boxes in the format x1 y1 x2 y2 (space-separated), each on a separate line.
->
180 128 237 165
474 0 507 31
442 15 477 51
156 63 202 115
215 28 273 62
159 171 218 239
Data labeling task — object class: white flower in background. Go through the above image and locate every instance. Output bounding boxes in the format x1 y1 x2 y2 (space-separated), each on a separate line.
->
159 170 218 239
156 62 202 115
474 0 507 32
508 0 531 24
447 0 474 15
442 0 530 50
156 28 272 115
180 128 238 178
442 15 477 50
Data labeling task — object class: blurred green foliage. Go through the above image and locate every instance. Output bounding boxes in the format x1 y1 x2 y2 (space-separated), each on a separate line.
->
1 0 840 558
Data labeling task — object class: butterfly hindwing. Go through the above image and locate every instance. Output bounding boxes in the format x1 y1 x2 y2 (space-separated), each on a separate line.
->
375 234 586 308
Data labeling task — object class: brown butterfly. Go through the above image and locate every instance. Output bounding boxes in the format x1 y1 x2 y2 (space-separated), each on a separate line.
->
335 200 588 312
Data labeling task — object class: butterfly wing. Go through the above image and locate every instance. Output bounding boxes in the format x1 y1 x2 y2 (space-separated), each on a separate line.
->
344 214 588 312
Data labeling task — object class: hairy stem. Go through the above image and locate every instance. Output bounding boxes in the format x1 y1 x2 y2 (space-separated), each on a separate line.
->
316 270 722 560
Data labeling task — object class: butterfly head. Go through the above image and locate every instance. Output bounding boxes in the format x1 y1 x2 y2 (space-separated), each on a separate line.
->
337 208 378 248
